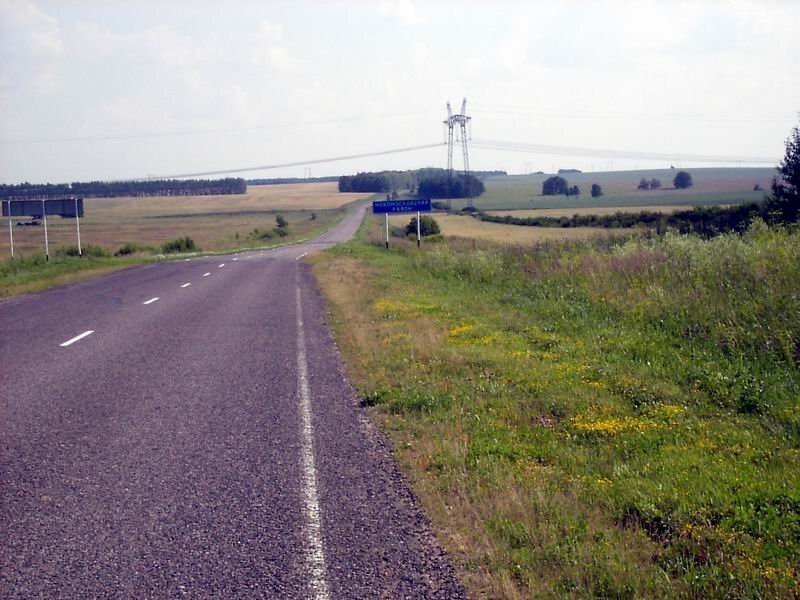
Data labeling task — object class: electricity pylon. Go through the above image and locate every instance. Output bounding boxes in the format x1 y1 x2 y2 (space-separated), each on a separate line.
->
443 98 471 178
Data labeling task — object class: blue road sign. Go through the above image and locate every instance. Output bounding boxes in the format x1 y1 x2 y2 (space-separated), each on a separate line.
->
372 198 432 214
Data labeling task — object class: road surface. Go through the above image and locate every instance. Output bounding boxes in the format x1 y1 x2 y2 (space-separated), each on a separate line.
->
0 205 464 598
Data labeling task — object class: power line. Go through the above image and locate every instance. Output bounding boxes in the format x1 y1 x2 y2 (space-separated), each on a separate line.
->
470 105 795 124
1 109 440 145
470 138 779 165
140 142 445 180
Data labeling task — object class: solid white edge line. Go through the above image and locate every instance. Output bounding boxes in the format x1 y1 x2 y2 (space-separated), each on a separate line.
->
143 297 159 305
295 274 331 600
181 282 191 288
60 330 94 347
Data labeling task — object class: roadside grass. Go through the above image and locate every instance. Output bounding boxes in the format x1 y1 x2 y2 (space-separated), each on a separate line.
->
0 254 150 298
312 215 800 598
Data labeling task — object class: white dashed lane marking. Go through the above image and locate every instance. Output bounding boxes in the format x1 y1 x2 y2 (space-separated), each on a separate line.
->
181 283 191 288
143 297 159 305
218 264 225 268
203 272 211 277
60 330 94 347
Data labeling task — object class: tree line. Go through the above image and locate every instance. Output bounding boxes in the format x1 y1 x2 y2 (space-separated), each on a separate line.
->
477 200 791 237
0 178 247 199
338 168 501 197
247 176 339 185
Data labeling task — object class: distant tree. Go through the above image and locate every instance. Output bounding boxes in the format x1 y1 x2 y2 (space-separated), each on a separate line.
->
638 178 651 190
754 183 763 192
406 215 441 236
275 214 288 228
542 176 568 195
673 171 693 189
570 185 580 196
769 122 800 222
650 178 662 189
591 183 603 197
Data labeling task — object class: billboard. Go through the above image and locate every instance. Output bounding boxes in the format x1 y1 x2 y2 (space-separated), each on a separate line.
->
2 198 84 218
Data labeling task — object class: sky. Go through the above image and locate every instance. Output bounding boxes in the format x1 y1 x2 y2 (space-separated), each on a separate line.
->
0 0 798 184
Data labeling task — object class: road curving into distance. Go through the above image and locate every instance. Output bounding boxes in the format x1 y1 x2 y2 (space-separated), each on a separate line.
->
0 204 464 598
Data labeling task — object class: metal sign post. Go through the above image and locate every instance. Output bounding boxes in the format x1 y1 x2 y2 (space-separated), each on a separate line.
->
75 197 82 256
5 200 13 259
372 199 432 250
42 200 50 261
2 198 85 259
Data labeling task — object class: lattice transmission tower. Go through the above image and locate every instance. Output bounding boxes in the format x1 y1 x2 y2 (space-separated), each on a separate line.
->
443 98 472 179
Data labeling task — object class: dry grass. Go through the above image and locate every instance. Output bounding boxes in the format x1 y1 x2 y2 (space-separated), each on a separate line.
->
0 183 370 258
486 205 707 219
386 213 625 244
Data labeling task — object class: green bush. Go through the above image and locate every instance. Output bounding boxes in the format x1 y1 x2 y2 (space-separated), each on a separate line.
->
161 236 198 254
115 242 152 256
405 215 441 237
253 228 273 240
55 244 109 258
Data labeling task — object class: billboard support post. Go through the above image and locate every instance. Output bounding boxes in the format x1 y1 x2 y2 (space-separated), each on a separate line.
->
75 197 82 256
42 200 49 261
416 211 421 247
385 213 389 249
6 201 13 259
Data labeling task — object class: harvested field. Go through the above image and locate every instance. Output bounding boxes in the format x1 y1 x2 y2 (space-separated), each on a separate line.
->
1 183 371 258
486 204 711 218
386 213 623 244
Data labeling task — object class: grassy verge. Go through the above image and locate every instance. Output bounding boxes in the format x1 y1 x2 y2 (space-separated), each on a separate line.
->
0 254 152 298
312 215 799 598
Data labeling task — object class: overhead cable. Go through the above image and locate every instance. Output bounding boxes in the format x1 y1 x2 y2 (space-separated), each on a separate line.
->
471 139 778 165
141 142 445 180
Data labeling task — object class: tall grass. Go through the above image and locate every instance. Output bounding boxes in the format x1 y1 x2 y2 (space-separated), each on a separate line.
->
317 218 800 598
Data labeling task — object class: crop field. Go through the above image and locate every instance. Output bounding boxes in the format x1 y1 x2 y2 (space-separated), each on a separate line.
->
314 217 800 598
0 183 371 259
385 213 624 244
486 205 708 219
447 167 776 211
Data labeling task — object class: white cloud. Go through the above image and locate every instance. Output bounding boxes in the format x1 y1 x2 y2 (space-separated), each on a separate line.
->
0 0 64 95
413 40 429 61
379 0 428 25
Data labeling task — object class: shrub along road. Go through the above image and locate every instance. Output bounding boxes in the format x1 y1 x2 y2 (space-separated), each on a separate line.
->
0 205 463 598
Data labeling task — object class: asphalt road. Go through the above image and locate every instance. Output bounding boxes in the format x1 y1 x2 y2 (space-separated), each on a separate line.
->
1 205 464 598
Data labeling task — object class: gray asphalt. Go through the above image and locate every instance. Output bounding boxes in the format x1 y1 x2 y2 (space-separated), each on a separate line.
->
0 205 464 598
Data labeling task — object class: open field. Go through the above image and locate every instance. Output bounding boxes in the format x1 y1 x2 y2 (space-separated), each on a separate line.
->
487 204 713 218
385 213 626 244
447 167 776 211
313 217 800 598
0 183 371 259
